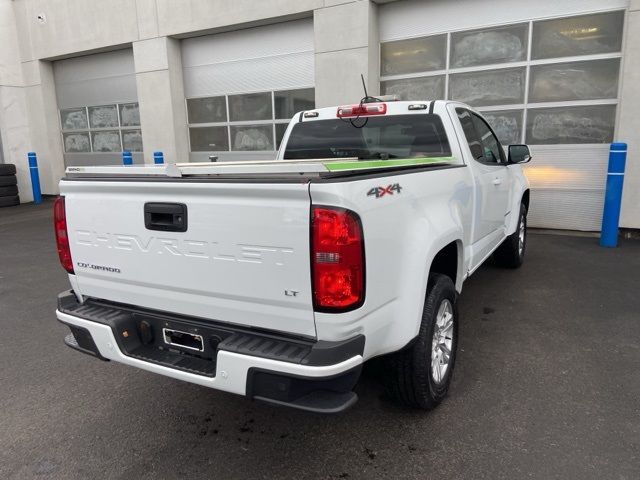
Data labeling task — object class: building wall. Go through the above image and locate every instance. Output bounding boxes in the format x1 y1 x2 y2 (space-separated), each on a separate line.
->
0 0 638 230
618 0 640 229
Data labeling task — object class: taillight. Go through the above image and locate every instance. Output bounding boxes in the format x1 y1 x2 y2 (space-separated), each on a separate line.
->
54 196 74 274
336 103 386 118
311 206 364 311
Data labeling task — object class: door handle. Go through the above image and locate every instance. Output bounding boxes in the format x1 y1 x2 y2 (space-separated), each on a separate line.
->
492 178 502 186
144 203 188 232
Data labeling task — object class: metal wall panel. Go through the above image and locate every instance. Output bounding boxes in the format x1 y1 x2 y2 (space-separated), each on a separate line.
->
53 49 137 108
181 19 314 97
379 0 629 41
184 52 315 98
524 145 610 231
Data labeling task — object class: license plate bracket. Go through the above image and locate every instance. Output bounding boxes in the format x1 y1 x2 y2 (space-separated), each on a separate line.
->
162 328 204 352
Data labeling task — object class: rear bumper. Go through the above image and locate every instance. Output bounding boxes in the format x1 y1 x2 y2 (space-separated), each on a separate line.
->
56 291 363 413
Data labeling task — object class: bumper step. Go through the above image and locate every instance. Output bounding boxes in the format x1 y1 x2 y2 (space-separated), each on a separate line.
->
57 291 364 368
219 333 310 363
128 345 216 377
57 290 364 412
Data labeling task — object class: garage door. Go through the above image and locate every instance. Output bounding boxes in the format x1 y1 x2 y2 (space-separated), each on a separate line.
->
379 0 627 231
54 49 142 166
181 19 315 162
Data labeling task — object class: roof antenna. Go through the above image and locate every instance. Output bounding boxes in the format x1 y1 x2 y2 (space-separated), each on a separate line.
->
360 73 368 100
360 74 381 104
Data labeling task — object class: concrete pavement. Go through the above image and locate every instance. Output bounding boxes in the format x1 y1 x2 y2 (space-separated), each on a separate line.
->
1 199 639 479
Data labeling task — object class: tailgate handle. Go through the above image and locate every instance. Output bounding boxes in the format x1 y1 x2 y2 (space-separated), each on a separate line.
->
144 203 188 232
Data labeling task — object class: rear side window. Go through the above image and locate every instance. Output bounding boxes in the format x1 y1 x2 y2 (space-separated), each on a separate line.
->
284 114 451 160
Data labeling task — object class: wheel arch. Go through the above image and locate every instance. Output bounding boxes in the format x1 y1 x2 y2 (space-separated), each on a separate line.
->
428 239 464 293
507 183 531 234
522 189 530 214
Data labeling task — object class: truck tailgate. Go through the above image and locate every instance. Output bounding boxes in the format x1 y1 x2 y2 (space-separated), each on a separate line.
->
60 180 316 338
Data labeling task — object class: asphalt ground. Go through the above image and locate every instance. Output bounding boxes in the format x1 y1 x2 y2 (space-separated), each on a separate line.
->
1 198 639 479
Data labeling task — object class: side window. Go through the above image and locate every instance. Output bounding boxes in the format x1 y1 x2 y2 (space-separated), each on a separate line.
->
471 113 504 164
456 108 483 160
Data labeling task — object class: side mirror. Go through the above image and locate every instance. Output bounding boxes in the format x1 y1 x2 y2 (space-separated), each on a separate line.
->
508 144 532 164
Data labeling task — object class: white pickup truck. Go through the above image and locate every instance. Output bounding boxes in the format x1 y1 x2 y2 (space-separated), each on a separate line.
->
54 100 530 413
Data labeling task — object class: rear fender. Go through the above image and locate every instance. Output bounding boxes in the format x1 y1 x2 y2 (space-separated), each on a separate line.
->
310 172 469 359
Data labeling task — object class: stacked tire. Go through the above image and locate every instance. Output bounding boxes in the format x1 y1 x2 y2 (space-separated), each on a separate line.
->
0 164 20 207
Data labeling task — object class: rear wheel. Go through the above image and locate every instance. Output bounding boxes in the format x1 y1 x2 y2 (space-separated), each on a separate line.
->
494 203 527 268
384 273 458 410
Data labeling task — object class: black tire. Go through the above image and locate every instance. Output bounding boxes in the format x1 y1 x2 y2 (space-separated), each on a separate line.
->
0 164 16 175
383 273 459 410
0 185 18 196
0 195 20 207
0 175 17 187
494 203 527 269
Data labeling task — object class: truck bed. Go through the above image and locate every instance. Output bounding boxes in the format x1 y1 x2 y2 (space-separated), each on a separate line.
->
64 157 456 180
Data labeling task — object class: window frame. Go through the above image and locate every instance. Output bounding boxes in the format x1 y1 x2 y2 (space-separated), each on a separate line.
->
456 107 507 165
185 87 315 154
59 102 142 154
380 9 625 145
283 113 452 161
470 111 507 164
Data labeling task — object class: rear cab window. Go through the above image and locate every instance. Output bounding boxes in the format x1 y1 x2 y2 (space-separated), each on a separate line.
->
284 114 453 162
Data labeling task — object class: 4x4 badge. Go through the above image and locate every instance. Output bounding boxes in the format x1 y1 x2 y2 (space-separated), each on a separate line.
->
367 183 402 198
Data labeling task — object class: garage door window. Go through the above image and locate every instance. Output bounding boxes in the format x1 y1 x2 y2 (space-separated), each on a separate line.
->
229 93 272 122
380 10 624 145
187 88 314 153
274 89 315 120
449 67 526 107
186 96 226 124
60 102 142 153
380 34 446 76
450 24 528 68
531 11 624 60
189 126 229 152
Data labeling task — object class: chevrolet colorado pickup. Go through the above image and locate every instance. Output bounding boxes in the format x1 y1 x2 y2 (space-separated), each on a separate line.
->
55 100 530 413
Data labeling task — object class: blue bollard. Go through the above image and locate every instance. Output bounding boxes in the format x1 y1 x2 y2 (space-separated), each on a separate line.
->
28 152 42 204
600 142 627 248
122 150 133 166
154 151 164 165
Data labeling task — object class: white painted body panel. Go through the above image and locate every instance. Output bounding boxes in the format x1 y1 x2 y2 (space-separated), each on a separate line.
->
59 181 316 337
310 166 473 358
59 100 529 387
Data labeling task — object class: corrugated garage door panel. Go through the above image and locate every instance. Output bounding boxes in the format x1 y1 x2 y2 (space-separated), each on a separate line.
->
524 145 609 231
53 49 137 108
379 0 629 41
181 19 314 97
184 52 314 98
